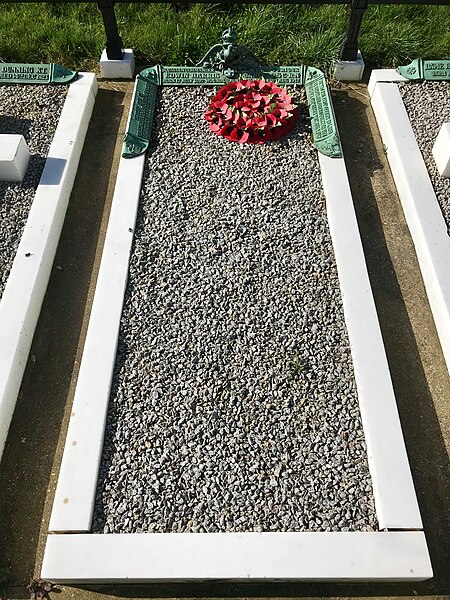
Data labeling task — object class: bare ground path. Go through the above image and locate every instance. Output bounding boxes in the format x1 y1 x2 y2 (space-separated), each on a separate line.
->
0 79 449 600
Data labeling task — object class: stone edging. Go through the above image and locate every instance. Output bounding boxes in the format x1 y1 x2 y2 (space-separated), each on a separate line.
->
42 77 431 582
0 73 98 461
369 69 450 374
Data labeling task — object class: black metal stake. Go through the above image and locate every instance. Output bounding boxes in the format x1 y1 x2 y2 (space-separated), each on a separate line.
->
340 0 368 61
97 0 124 60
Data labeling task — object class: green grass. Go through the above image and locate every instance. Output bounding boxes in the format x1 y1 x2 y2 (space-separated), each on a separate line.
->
0 2 448 72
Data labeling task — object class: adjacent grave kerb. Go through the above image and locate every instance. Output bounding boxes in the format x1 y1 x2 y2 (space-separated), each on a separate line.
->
122 29 342 160
369 68 450 374
0 73 98 463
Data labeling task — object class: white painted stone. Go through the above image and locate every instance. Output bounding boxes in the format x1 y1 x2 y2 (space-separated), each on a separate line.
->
369 75 450 374
333 50 365 82
0 134 30 182
41 531 432 583
319 151 422 530
100 48 135 79
368 69 408 98
432 122 450 177
49 79 145 531
0 73 98 463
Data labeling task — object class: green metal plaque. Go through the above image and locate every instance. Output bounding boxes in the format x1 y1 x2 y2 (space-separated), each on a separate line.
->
161 66 225 86
305 67 342 158
160 65 307 86
123 30 342 158
0 63 77 84
398 59 450 81
259 66 307 85
123 66 161 158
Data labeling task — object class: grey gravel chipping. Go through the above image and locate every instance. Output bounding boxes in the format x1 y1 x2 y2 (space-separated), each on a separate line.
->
0 84 67 299
93 87 378 534
399 81 450 232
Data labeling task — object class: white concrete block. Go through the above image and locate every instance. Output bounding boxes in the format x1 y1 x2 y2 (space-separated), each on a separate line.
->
333 50 365 82
100 48 135 79
432 122 450 177
0 134 30 182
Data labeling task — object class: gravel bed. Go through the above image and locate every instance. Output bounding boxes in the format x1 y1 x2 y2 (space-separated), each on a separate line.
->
0 84 67 299
399 81 450 232
93 87 377 534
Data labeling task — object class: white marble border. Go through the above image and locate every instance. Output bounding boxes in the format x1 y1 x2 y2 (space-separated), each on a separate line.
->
48 80 145 532
0 73 98 461
44 79 430 581
42 531 431 582
369 70 450 374
319 153 422 530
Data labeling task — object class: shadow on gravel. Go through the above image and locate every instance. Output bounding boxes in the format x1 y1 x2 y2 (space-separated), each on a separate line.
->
0 115 31 138
0 87 126 597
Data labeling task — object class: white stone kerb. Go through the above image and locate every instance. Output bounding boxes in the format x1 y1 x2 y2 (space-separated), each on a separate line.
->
0 73 98 463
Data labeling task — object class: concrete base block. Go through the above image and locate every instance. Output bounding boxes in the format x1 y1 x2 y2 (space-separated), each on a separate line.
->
100 49 135 79
432 122 450 178
333 50 365 81
0 134 30 182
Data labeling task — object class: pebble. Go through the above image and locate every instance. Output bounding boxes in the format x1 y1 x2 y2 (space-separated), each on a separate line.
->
399 81 450 230
0 84 67 298
93 86 378 534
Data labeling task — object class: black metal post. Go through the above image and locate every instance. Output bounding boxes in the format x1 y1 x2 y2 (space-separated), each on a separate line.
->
97 0 123 60
340 0 368 61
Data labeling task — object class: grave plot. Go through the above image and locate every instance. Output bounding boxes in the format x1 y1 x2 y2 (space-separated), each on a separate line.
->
369 68 450 373
0 71 97 461
93 87 378 536
43 41 431 581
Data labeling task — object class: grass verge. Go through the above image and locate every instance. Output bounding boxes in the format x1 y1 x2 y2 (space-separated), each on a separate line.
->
0 2 448 72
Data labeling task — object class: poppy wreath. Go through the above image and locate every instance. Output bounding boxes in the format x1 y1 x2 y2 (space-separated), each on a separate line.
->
204 79 299 144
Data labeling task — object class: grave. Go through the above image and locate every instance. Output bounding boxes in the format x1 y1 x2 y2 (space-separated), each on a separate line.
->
42 33 431 582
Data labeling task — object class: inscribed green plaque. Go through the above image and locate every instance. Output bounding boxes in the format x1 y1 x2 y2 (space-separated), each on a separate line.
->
123 63 342 158
162 67 226 86
304 67 342 158
0 63 77 84
398 59 450 81
123 67 160 158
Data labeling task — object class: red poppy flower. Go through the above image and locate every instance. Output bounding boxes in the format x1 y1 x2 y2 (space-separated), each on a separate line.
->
229 128 250 143
204 80 298 145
